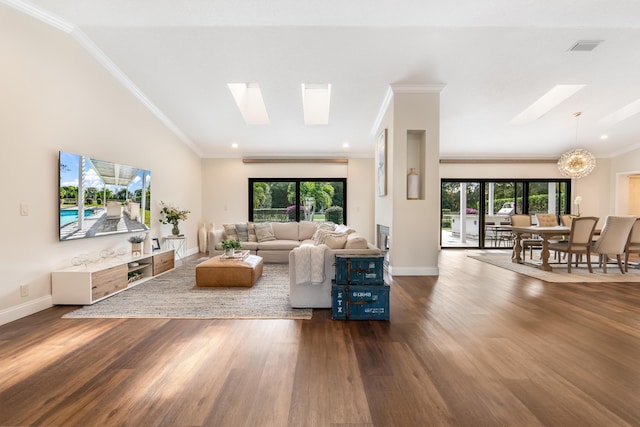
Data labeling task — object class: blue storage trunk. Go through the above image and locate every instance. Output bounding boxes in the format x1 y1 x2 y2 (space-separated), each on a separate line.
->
335 255 384 285
332 284 390 320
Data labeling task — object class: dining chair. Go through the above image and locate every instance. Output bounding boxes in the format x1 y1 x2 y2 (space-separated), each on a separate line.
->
548 216 599 273
536 213 559 227
591 215 637 273
624 218 640 272
560 214 573 226
510 214 539 260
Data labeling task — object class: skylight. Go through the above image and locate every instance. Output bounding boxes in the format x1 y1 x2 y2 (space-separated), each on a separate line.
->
302 83 331 125
227 83 270 125
510 84 585 125
600 99 640 126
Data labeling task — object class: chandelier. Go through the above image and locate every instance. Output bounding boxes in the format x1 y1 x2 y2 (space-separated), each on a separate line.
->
557 112 596 179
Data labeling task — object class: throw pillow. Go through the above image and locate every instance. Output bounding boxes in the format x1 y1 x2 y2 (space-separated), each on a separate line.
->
235 223 249 241
315 230 346 246
247 222 257 242
344 234 368 249
223 224 239 240
254 222 276 242
298 221 318 240
324 233 348 249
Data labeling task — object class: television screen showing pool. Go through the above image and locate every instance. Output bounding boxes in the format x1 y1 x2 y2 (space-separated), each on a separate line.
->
59 151 151 241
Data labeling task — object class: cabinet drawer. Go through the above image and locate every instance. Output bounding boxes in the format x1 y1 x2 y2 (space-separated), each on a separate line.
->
153 251 174 275
91 265 127 301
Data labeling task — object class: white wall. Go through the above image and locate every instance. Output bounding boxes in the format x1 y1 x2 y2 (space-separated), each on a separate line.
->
0 5 201 325
201 158 376 241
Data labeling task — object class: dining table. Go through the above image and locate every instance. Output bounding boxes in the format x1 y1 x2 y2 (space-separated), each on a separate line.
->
503 225 571 271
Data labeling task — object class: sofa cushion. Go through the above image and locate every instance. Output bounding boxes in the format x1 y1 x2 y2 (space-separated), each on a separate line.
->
324 233 348 249
272 222 299 240
257 239 300 250
223 224 239 240
255 222 276 242
298 221 318 240
247 222 257 242
235 223 249 241
344 233 368 249
238 241 258 251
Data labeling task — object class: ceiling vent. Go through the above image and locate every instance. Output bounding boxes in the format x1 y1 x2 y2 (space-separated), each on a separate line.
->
568 40 603 52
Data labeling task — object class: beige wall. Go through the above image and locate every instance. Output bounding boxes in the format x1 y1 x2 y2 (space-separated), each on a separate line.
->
201 158 376 242
0 5 201 325
611 146 640 216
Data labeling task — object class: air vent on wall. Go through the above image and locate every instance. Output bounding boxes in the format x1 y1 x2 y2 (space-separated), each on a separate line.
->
568 40 603 52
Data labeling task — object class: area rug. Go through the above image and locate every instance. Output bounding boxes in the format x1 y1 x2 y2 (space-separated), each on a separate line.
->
63 259 313 319
468 251 640 283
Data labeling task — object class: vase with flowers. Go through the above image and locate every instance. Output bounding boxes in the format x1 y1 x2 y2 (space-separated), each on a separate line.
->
128 235 144 256
159 201 190 235
221 238 242 257
574 196 582 217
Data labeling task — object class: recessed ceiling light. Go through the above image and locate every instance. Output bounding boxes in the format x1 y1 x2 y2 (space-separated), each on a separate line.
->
231 142 239 148
302 83 331 125
600 134 608 140
600 99 640 126
342 142 349 148
227 83 270 125
510 84 585 126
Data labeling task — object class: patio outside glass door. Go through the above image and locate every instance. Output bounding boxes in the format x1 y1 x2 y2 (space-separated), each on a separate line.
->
441 181 481 248
484 182 516 248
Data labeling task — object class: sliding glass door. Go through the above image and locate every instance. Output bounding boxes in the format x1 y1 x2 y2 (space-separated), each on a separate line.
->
441 179 571 248
441 181 481 248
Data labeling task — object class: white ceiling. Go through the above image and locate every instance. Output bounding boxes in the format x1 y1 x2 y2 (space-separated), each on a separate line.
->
11 0 640 159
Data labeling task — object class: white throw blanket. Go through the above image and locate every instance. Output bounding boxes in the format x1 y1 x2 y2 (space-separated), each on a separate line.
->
294 244 326 285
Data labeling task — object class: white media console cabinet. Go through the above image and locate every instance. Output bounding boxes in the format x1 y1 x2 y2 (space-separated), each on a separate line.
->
52 249 175 305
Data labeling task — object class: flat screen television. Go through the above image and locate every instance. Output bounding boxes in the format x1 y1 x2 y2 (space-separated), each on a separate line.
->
59 151 151 241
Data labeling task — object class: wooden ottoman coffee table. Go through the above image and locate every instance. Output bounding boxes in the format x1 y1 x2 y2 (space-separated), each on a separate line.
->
195 254 263 287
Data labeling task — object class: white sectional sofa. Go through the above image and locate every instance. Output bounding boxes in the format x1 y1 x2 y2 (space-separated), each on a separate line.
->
209 221 378 262
209 221 381 308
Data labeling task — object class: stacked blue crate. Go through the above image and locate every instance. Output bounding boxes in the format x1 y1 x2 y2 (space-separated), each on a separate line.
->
332 255 389 320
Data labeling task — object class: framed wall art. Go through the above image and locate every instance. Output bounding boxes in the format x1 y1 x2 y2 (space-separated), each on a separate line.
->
377 128 387 196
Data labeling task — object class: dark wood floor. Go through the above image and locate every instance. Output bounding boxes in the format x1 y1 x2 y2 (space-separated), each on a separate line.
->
1 250 640 426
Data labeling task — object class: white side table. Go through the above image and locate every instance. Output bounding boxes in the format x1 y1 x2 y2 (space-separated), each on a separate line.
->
164 236 187 264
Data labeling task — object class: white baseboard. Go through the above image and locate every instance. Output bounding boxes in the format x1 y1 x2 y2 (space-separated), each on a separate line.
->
389 266 439 276
0 296 53 327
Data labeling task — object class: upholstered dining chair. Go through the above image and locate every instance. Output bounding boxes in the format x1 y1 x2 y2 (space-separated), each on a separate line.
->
548 216 599 273
624 218 640 272
536 213 559 227
591 215 637 273
560 214 573 226
510 214 539 260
